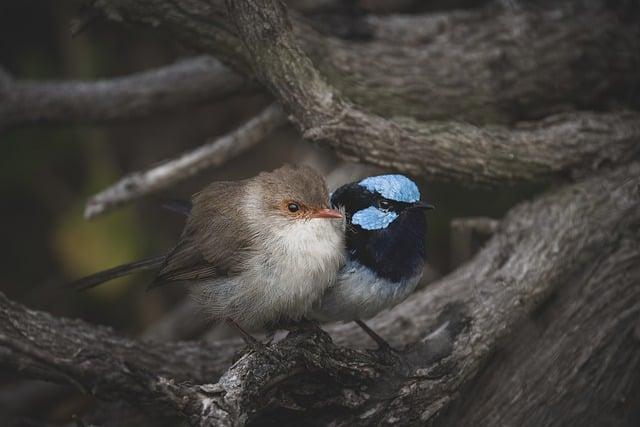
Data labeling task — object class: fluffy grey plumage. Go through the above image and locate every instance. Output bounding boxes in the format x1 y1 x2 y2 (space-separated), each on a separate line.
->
155 165 345 328
71 165 345 330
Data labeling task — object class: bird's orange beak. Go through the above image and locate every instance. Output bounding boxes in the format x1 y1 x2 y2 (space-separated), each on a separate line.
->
311 208 343 219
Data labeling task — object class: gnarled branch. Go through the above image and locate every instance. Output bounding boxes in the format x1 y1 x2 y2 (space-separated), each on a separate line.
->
0 56 248 132
2 161 638 425
89 0 640 186
92 0 640 123
226 0 640 186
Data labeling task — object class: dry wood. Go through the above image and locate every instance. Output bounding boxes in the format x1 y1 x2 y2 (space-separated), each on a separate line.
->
0 56 247 132
1 163 638 425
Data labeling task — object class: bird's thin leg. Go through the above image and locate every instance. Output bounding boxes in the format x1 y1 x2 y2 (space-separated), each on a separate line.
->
225 318 264 349
355 319 396 352
226 318 289 369
264 328 277 345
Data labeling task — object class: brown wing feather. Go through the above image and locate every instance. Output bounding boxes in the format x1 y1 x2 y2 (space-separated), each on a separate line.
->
151 180 250 287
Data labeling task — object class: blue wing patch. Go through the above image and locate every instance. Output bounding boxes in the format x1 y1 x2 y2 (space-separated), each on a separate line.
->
352 206 399 230
358 175 420 203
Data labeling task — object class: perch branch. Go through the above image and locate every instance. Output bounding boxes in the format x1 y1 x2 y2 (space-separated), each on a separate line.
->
2 161 638 424
0 56 248 132
171 160 640 426
84 103 287 218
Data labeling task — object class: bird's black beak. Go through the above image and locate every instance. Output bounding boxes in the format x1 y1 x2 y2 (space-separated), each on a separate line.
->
411 201 435 210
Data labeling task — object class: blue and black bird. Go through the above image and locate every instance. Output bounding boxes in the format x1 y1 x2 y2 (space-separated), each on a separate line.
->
311 174 433 349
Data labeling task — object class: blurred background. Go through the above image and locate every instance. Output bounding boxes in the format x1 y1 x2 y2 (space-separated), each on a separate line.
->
0 0 546 424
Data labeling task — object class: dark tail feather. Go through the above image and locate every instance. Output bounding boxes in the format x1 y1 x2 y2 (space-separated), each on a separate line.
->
162 198 192 216
70 255 165 292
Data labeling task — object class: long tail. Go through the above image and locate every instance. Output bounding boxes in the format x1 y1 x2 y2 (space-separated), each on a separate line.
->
70 255 165 292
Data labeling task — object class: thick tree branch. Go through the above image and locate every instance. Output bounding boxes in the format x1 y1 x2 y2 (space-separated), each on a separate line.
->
0 56 248 132
0 292 237 402
226 1 640 186
89 0 640 186
441 240 640 426
2 162 638 425
84 103 287 218
92 0 640 123
182 161 640 426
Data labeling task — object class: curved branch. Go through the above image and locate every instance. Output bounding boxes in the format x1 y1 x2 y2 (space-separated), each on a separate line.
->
226 0 640 186
0 56 249 132
173 160 640 426
0 292 237 402
91 0 640 186
92 0 640 123
2 161 638 424
83 103 287 218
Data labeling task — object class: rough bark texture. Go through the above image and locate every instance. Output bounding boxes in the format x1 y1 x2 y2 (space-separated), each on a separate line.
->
91 0 640 123
2 163 638 425
0 56 248 132
0 292 237 389
2 0 639 425
228 0 640 187
90 0 640 187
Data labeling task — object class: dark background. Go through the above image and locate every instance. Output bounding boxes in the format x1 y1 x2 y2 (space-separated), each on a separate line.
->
1 1 545 423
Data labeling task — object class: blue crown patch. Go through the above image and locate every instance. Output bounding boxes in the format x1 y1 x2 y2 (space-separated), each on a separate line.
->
358 175 420 203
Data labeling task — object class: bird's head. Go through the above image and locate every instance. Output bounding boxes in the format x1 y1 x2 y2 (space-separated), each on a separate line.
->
249 164 345 270
254 164 343 222
330 174 433 233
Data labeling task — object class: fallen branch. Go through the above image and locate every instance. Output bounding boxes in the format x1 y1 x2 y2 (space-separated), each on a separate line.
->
84 103 287 218
0 56 248 132
450 216 499 266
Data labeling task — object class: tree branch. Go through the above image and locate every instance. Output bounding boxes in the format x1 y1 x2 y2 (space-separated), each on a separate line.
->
2 162 638 424
84 103 287 219
226 0 640 186
0 292 237 402
0 56 249 132
90 0 640 187
176 161 640 426
92 0 640 123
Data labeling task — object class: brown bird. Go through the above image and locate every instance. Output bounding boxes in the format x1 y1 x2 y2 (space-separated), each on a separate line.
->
72 165 345 342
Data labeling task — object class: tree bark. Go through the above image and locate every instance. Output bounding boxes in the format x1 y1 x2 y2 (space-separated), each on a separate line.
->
227 0 640 187
87 0 640 187
0 56 248 132
2 162 638 425
1 1 638 425
93 0 640 123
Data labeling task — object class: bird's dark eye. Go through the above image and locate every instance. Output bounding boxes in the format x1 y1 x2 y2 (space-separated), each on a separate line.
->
378 199 391 210
287 203 299 213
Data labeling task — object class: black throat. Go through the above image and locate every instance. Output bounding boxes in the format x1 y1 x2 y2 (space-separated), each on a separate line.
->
347 210 426 283
331 182 428 283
